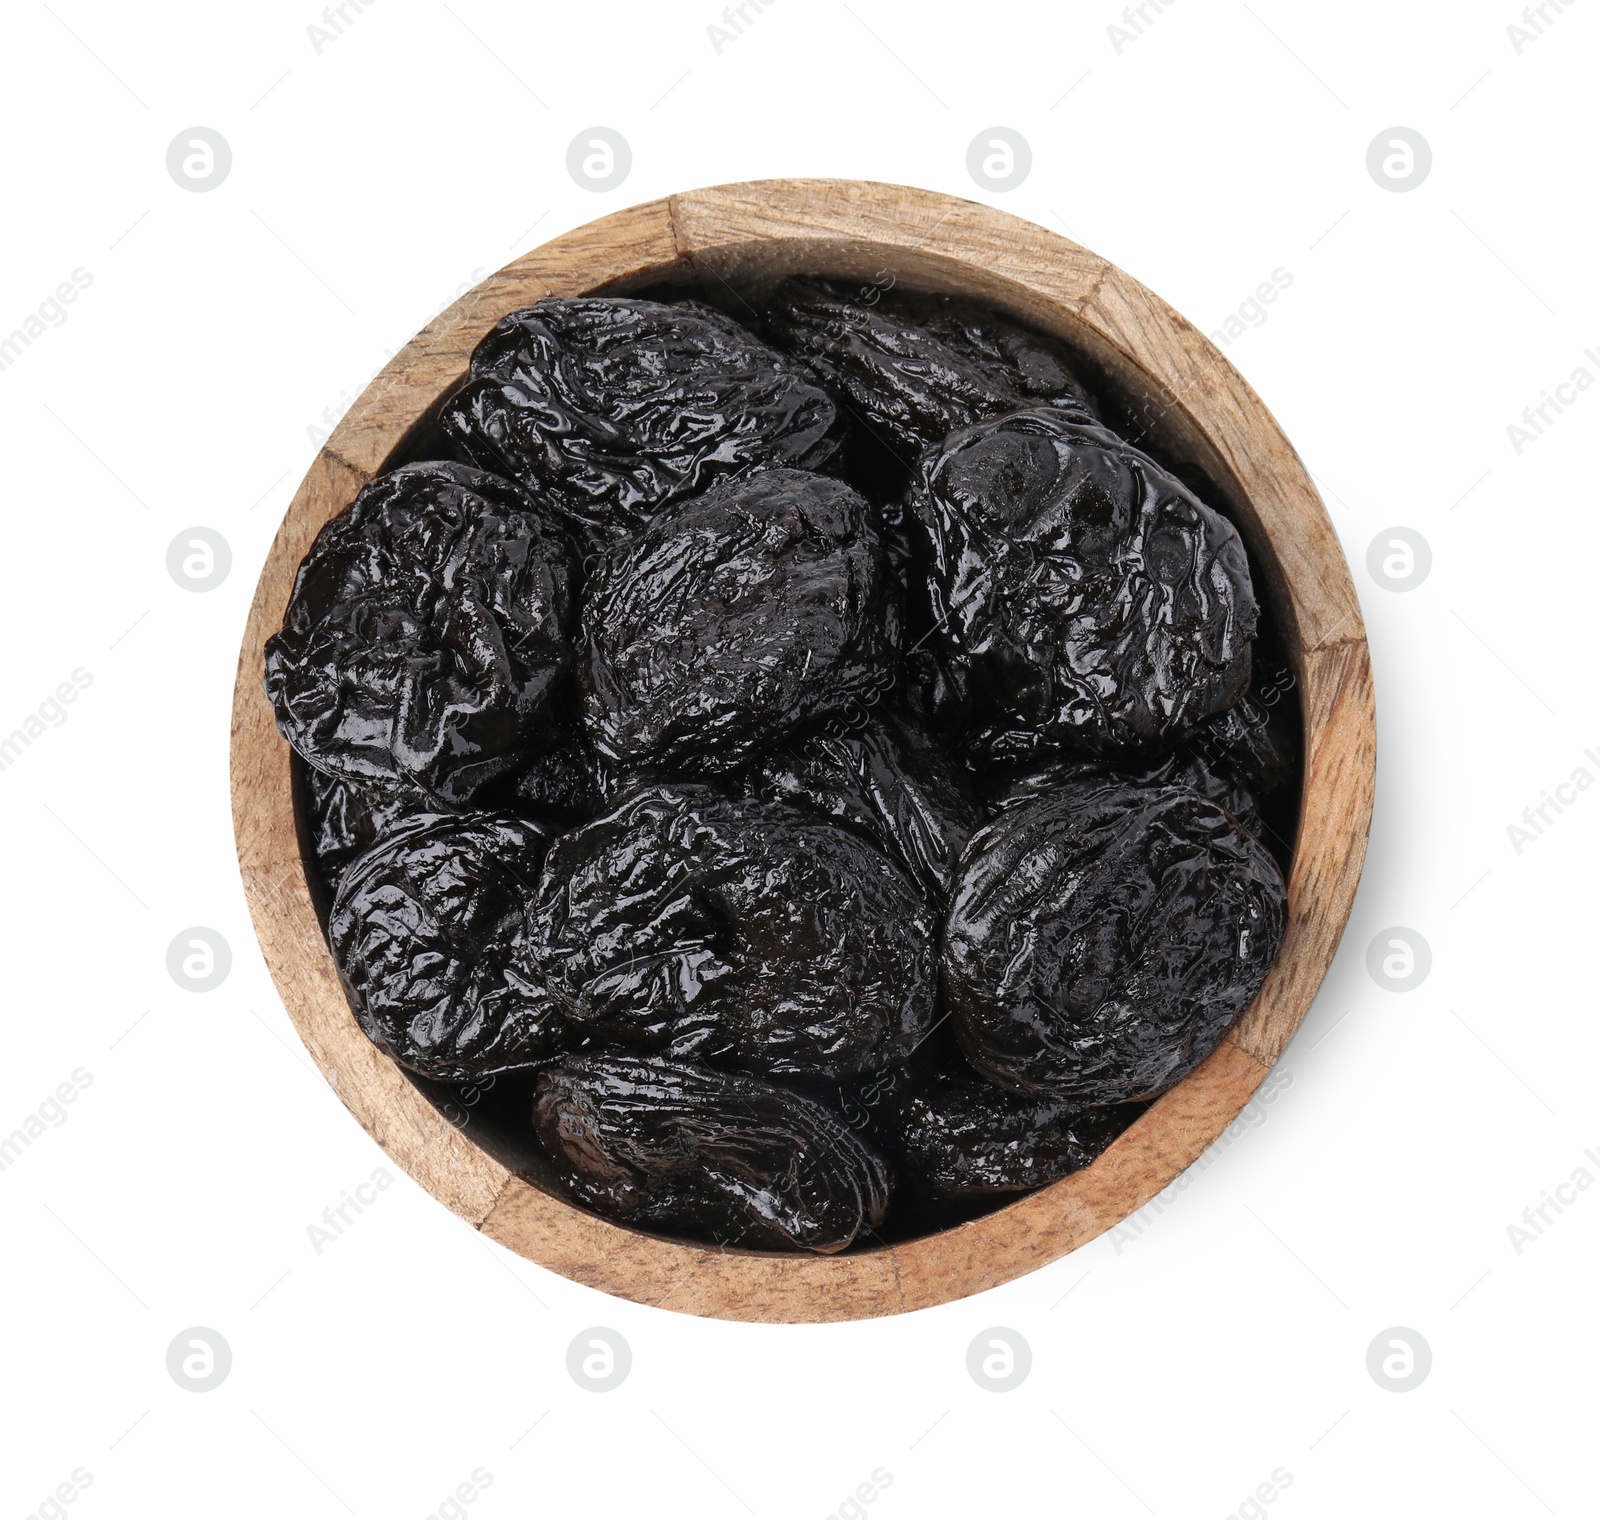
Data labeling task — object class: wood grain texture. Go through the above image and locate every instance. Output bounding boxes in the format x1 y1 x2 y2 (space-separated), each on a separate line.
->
230 179 1375 1322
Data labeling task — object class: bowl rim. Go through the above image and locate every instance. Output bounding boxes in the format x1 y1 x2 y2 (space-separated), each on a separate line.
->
230 177 1375 1323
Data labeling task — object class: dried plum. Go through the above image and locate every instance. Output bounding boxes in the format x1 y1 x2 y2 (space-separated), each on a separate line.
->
1188 643 1299 800
439 297 842 550
746 716 977 901
303 766 439 892
328 812 567 1081
264 462 576 804
499 699 603 820
991 748 1267 844
906 407 1257 758
529 785 936 1078
534 1054 890 1253
763 278 1097 474
578 468 900 774
945 776 1286 1104
864 1065 1134 1201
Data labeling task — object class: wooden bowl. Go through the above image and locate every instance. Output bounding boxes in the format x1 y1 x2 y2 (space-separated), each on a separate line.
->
230 179 1375 1323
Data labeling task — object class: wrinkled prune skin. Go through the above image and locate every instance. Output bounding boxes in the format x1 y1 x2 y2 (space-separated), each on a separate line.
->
945 777 1287 1104
906 408 1258 758
439 297 843 550
264 462 576 805
763 278 1097 472
529 785 936 1078
534 1054 891 1253
863 1065 1135 1201
497 699 603 821
303 766 440 892
1188 644 1299 800
578 469 900 774
329 812 568 1082
990 749 1265 844
746 716 978 901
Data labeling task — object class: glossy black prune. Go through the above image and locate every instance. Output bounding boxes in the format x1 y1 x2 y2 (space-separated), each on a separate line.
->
499 699 604 821
906 407 1258 758
864 1064 1135 1201
264 461 576 805
439 297 843 550
529 785 936 1078
1188 643 1299 800
328 812 567 1081
578 468 900 774
945 777 1287 1104
745 716 978 901
303 766 439 892
991 748 1266 844
534 1054 891 1253
763 278 1097 472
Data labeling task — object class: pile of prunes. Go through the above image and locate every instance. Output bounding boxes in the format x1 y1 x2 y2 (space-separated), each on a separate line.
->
264 278 1297 1254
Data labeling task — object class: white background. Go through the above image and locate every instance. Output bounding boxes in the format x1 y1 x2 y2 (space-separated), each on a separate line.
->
1 2 1595 1515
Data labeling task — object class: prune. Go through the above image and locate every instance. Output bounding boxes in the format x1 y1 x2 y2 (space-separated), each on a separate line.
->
439 297 842 550
328 812 568 1081
264 461 576 804
1188 644 1299 800
864 1065 1135 1201
763 278 1097 473
906 407 1258 758
528 785 936 1078
578 468 900 774
534 1054 891 1253
303 766 439 892
745 716 977 901
991 748 1266 844
500 700 603 820
945 776 1286 1104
